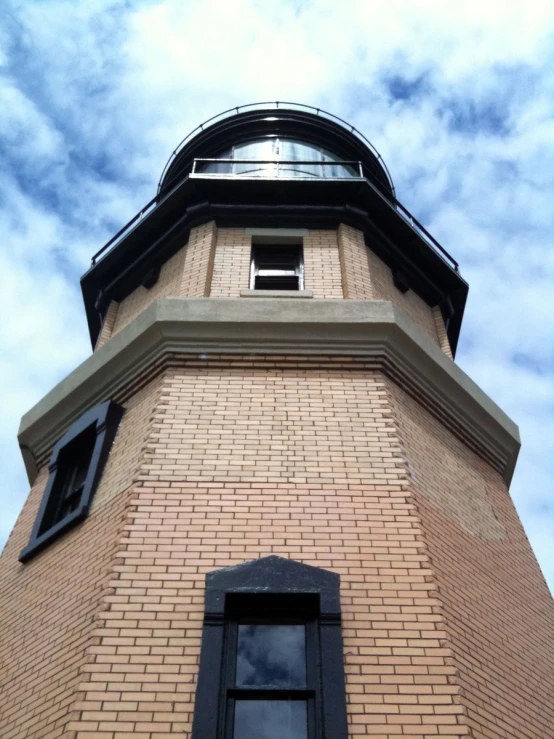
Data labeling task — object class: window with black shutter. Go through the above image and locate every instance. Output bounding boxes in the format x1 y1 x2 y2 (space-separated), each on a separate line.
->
19 399 124 563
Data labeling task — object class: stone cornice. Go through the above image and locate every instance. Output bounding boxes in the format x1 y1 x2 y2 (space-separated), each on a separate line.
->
18 298 520 486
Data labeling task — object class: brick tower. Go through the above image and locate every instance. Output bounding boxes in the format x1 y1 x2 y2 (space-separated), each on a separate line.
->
1 103 553 739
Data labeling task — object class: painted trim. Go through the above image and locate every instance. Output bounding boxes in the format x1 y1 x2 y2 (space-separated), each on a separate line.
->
18 298 520 486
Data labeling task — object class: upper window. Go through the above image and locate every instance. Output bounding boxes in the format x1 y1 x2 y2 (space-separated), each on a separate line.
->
250 244 303 291
196 138 359 179
192 556 348 739
19 399 124 563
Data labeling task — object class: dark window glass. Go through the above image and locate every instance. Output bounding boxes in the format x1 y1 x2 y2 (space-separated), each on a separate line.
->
39 424 96 535
190 558 348 739
252 245 302 291
236 625 306 688
19 399 124 564
233 700 308 739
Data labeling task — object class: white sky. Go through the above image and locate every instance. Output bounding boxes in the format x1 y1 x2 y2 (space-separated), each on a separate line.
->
0 0 553 592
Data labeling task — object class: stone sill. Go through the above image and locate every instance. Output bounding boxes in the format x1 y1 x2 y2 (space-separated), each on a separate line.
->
240 289 313 298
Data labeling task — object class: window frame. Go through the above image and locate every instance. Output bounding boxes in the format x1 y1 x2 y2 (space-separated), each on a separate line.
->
249 242 304 292
191 556 348 739
19 399 124 563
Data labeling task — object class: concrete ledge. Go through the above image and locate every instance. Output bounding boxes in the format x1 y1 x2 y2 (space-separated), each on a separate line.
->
240 289 313 298
18 298 520 486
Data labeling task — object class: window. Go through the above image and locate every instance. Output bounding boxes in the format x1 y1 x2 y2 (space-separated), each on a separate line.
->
197 138 359 179
19 399 124 563
192 556 348 739
250 244 303 291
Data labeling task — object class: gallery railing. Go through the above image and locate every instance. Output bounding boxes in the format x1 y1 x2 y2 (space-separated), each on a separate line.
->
90 160 459 273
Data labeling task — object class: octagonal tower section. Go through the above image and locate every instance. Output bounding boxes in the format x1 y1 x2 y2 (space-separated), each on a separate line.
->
1 103 552 739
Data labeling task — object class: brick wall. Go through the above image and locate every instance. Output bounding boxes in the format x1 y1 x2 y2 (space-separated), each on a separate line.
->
101 223 447 358
180 221 217 298
95 301 119 351
303 230 343 298
338 224 446 352
4 354 553 738
70 357 466 739
387 379 554 738
366 246 440 346
108 222 217 340
210 228 252 297
0 377 163 739
433 306 453 359
112 247 187 336
338 223 373 299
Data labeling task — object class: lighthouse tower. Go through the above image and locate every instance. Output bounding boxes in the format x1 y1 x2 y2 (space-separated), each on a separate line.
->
1 104 553 739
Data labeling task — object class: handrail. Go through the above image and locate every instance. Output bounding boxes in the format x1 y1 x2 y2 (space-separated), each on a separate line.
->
89 164 458 272
157 101 396 196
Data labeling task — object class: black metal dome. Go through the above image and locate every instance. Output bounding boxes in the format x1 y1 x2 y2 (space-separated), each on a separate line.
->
158 102 395 198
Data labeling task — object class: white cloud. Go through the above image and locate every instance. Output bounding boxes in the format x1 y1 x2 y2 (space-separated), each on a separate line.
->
0 0 552 592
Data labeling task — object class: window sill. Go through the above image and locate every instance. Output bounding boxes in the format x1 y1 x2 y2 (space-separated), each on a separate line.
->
19 505 88 563
240 289 313 299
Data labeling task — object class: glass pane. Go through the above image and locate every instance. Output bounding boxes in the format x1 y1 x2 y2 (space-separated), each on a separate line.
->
320 145 357 178
236 625 306 687
198 147 233 174
279 140 321 178
234 700 307 739
234 140 277 176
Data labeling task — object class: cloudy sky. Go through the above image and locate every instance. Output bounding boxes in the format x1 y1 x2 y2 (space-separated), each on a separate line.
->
0 0 552 591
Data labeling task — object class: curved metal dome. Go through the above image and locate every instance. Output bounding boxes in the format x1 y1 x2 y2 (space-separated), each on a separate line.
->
158 102 395 198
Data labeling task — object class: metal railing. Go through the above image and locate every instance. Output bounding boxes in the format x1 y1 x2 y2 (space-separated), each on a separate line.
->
191 158 364 179
157 101 396 196
90 165 458 273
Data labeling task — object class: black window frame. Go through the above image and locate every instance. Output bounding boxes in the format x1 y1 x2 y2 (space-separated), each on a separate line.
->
19 399 124 563
192 556 348 739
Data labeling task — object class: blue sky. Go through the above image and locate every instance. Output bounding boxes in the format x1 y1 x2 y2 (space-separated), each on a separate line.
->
0 0 553 591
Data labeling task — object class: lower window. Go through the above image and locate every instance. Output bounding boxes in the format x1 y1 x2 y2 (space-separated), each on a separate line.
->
192 556 348 739
224 595 319 739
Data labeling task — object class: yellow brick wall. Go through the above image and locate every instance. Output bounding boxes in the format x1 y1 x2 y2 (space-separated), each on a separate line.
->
71 357 465 739
366 245 440 346
338 223 373 299
180 221 217 298
108 222 217 340
303 230 343 298
0 377 163 739
209 228 252 297
432 306 453 358
5 355 553 738
95 300 119 351
112 246 187 336
101 223 448 360
387 379 554 738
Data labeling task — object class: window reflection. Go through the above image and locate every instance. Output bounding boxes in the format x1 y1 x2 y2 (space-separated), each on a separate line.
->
198 138 358 179
236 625 306 688
234 700 307 739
